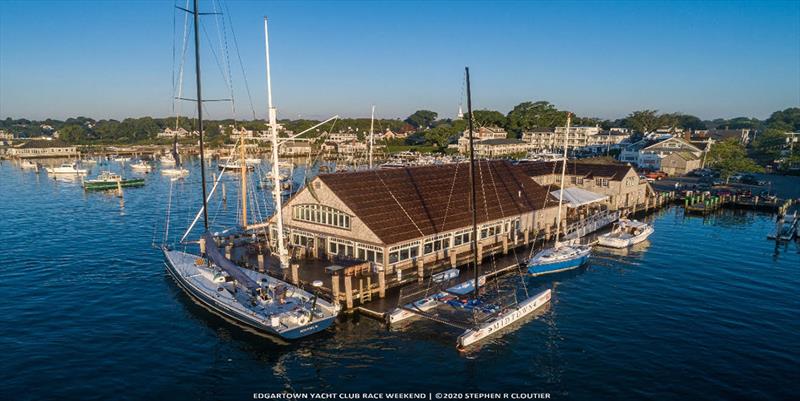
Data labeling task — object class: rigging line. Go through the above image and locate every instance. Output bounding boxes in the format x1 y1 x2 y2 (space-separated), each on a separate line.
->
476 159 501 294
372 169 425 238
199 19 230 98
439 159 461 231
174 0 192 131
211 0 237 120
221 0 256 120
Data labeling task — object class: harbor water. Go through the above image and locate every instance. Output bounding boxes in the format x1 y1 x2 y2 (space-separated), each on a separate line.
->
0 160 798 400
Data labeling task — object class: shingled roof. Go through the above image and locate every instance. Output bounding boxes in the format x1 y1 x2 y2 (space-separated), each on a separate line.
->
317 160 554 245
516 160 634 181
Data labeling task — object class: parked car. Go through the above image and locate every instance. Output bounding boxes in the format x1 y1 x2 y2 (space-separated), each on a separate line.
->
645 171 668 180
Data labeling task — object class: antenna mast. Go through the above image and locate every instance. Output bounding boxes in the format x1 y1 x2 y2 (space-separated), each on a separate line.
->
554 112 571 245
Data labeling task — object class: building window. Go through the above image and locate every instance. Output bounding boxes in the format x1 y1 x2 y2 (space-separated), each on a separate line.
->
292 204 351 230
453 229 471 246
388 241 420 264
328 237 354 257
423 233 451 255
291 232 314 247
480 222 503 239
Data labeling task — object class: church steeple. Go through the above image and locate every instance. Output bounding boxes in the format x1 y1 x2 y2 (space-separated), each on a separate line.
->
456 104 464 120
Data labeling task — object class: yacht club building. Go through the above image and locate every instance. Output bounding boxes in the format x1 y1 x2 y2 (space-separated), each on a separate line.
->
268 160 561 281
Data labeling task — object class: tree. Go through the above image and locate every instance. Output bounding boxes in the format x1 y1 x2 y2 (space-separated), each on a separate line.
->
58 124 87 143
674 114 706 131
473 109 506 128
751 128 788 160
766 107 800 132
423 125 455 150
405 110 438 129
625 110 662 134
706 138 763 181
506 101 565 134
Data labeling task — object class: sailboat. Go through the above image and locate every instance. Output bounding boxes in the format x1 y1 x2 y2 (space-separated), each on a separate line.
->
161 135 189 177
161 5 337 340
527 113 592 276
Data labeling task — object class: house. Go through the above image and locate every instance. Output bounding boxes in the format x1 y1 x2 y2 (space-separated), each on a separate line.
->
472 138 533 158
516 161 649 212
7 138 79 158
279 141 312 157
659 151 701 176
327 131 359 143
457 126 507 153
337 140 368 156
157 127 196 139
265 161 560 280
522 125 628 153
637 137 703 172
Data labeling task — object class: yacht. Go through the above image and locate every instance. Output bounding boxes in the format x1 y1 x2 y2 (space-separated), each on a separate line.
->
45 162 88 175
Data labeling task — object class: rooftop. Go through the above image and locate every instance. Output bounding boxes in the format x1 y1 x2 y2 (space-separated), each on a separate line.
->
516 160 635 180
317 160 555 245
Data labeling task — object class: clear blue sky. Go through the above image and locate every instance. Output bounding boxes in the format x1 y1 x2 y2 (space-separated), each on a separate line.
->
1 0 798 122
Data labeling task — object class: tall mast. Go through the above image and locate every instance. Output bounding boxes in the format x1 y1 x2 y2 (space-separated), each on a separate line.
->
240 135 247 227
193 0 209 232
265 17 288 269
554 112 571 245
369 105 375 169
466 67 479 299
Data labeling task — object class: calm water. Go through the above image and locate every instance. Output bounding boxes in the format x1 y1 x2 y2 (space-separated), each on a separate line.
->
1 160 798 401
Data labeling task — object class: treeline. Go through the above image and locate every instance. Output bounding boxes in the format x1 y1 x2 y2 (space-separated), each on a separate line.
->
2 105 797 149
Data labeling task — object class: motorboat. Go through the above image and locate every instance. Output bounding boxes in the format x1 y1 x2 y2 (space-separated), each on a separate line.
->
45 162 88 175
597 219 654 248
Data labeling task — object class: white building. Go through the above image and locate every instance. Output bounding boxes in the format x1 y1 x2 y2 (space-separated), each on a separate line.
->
157 127 196 139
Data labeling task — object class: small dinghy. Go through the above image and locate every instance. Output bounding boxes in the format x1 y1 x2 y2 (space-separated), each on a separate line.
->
597 218 654 248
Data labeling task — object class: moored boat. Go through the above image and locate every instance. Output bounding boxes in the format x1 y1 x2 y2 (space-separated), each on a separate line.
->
45 162 88 175
83 171 145 190
598 218 654 248
527 243 591 276
130 160 152 172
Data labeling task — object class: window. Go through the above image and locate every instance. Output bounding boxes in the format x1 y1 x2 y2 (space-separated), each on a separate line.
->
480 222 503 239
292 204 351 230
423 233 451 255
453 230 471 246
328 238 354 257
357 243 384 264
291 232 314 247
388 241 420 264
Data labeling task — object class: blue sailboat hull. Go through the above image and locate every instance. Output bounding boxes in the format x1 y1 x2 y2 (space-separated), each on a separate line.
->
527 253 590 276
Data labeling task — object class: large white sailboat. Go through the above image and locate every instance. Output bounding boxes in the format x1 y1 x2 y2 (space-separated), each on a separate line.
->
162 5 337 340
527 113 592 276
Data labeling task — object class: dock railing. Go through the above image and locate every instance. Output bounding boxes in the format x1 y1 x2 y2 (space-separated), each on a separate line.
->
563 209 621 240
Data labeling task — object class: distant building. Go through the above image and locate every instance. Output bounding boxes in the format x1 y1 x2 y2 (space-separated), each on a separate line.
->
472 138 532 158
457 126 507 153
632 137 703 173
327 131 359 143
157 127 196 139
694 128 753 145
0 130 13 141
8 138 78 158
523 125 630 154
516 161 649 212
338 140 368 156
279 141 312 157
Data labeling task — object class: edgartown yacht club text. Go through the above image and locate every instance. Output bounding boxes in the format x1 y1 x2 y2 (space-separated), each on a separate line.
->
253 394 551 400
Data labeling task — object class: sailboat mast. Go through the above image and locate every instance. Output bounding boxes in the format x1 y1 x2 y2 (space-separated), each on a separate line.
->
554 112 571 244
193 0 209 231
265 17 288 269
465 67 479 298
240 135 247 227
369 105 375 169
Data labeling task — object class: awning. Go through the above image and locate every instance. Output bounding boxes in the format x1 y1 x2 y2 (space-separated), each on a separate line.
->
550 187 608 208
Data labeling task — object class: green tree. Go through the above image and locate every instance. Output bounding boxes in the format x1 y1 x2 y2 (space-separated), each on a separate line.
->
405 110 438 129
423 125 457 150
751 128 788 160
707 138 763 181
473 109 507 128
506 101 565 134
58 124 88 143
625 110 661 134
766 107 800 131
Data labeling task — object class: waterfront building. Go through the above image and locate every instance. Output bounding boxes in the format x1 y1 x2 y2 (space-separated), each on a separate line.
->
265 160 560 282
279 141 312 157
637 137 703 172
523 125 630 154
516 160 650 212
472 138 533 158
156 127 199 139
337 140 368 156
457 126 507 153
7 139 78 158
327 131 359 143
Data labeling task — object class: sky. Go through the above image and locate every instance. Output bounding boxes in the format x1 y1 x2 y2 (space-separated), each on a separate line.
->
1 0 799 122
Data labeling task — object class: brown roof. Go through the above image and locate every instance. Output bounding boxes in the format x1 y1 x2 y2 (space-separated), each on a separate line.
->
516 160 634 180
16 139 71 148
318 160 554 245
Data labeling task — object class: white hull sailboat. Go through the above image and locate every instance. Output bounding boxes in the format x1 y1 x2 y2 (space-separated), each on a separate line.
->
162 9 338 341
598 218 654 248
527 113 592 276
457 289 551 348
131 160 152 172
